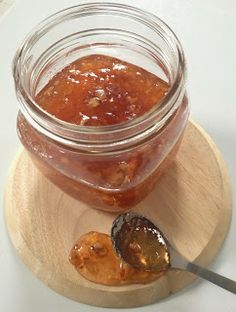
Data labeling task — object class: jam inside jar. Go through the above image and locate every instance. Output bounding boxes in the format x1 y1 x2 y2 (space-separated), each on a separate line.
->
13 3 189 211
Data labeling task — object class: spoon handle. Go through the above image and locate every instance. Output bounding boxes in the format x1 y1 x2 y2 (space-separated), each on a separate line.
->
186 261 236 294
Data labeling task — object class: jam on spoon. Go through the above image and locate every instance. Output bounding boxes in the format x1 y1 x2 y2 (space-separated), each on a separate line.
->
111 212 236 294
111 212 170 272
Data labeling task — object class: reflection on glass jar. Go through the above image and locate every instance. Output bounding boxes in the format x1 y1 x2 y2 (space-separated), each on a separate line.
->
13 3 189 211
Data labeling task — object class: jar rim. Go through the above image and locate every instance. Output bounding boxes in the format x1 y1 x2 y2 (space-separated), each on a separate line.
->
13 2 186 150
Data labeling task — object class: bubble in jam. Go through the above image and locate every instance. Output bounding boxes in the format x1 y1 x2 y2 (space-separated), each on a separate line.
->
69 231 164 286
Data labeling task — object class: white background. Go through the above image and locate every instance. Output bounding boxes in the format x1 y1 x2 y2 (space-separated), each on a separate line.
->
0 0 236 311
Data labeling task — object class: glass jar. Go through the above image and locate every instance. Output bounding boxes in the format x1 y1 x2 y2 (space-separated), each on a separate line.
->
13 3 189 212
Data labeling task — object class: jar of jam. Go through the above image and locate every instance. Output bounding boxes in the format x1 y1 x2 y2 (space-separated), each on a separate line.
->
13 3 189 212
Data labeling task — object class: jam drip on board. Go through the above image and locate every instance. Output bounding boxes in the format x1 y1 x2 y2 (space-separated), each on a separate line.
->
69 231 164 285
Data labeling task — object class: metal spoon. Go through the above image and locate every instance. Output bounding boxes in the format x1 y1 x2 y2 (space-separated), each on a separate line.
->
111 212 236 294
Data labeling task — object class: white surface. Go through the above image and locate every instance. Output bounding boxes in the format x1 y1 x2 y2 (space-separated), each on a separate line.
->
0 0 236 311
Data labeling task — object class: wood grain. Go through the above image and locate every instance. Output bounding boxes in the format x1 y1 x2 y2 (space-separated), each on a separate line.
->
4 121 232 308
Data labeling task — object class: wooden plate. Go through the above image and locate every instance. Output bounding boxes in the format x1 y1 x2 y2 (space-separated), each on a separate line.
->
4 121 232 308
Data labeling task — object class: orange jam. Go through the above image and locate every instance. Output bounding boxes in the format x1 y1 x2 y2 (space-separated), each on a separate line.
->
112 214 170 272
17 54 189 211
36 54 169 126
69 231 164 285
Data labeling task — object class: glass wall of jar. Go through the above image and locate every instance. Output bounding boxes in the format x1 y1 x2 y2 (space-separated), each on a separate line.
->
13 3 189 212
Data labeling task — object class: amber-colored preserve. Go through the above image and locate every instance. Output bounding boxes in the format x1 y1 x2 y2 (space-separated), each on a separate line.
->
69 231 164 285
17 54 188 211
36 55 169 126
111 213 170 272
14 4 189 211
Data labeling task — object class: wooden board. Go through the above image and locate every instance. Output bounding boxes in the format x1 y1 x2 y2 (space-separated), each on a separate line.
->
4 121 232 308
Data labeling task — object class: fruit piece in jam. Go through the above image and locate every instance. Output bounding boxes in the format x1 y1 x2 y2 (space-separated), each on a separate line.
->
69 231 164 285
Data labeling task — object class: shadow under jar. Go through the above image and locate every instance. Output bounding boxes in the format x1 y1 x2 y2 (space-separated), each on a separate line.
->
13 3 189 212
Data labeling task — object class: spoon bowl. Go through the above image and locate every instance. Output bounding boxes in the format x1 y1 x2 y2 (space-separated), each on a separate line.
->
111 212 170 272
